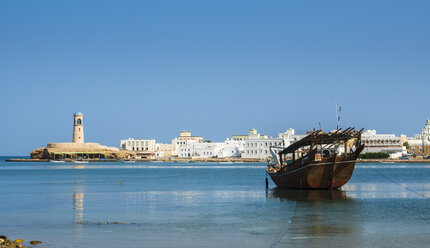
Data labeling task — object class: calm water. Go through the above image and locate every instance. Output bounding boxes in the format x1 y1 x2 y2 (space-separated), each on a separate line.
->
0 157 429 248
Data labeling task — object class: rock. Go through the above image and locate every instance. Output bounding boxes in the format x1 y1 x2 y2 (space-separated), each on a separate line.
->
30 241 42 245
0 235 26 248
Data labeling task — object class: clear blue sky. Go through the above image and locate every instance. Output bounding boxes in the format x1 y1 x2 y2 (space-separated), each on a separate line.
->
1 1 429 155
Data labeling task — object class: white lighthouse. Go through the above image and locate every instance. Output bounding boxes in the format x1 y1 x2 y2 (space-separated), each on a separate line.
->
73 111 84 143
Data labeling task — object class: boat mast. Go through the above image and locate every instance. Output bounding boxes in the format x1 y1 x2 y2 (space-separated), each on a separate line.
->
336 102 341 130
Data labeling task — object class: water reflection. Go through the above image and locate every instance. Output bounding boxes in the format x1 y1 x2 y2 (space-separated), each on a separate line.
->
343 183 430 199
269 188 362 248
73 185 85 234
269 188 349 202
73 192 84 221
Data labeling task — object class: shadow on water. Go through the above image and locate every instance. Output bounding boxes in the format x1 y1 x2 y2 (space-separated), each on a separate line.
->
269 187 350 202
268 188 363 248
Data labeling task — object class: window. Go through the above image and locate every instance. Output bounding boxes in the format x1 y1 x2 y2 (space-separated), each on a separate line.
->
77 119 82 125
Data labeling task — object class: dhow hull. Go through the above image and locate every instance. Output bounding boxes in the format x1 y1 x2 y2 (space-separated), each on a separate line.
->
268 158 357 189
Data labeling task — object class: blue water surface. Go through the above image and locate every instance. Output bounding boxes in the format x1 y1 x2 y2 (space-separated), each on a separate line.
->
0 157 429 248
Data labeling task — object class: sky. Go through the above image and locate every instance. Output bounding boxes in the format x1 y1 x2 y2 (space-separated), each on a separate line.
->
1 0 429 155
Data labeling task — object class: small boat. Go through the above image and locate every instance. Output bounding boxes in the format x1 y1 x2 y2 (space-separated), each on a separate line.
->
73 160 89 164
266 128 364 189
120 160 136 163
50 160 65 163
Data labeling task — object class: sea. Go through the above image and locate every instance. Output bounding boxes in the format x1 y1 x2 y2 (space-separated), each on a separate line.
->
0 157 429 248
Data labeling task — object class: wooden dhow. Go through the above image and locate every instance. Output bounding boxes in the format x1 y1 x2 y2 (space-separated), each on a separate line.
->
266 128 365 189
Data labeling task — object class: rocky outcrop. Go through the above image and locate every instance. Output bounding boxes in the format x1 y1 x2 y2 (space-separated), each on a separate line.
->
30 143 135 160
0 235 43 248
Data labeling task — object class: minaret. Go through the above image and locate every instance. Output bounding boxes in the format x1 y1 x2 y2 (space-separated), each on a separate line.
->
73 112 84 143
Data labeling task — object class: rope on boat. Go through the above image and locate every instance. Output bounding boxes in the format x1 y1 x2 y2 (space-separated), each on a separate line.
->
374 169 428 199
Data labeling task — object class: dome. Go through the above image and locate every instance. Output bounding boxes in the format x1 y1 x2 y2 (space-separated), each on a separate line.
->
74 111 83 115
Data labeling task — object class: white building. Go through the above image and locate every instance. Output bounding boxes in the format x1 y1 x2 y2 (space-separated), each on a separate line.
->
241 129 284 160
120 138 156 152
178 142 222 158
278 128 307 147
361 130 405 158
221 139 244 158
178 139 244 158
236 128 309 160
404 119 430 155
172 131 204 154
155 143 177 157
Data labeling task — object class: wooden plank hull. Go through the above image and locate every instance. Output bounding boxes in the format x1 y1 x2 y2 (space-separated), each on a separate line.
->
267 146 364 189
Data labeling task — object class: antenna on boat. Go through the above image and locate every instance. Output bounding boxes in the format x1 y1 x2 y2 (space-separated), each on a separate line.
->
335 101 341 130
318 122 322 130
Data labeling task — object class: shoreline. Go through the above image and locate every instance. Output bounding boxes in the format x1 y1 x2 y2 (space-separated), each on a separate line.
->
4 158 430 163
356 159 430 163
4 158 264 163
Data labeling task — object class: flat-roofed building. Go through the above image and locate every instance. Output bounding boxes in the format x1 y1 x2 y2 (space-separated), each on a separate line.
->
178 139 244 158
406 119 430 155
120 138 156 152
240 129 283 160
361 130 405 158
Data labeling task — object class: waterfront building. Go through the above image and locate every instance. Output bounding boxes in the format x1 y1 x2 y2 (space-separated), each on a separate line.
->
120 139 178 157
406 119 430 155
172 131 203 154
120 131 203 158
176 131 203 143
278 128 307 147
220 139 244 158
120 138 156 152
178 139 244 158
178 142 223 158
241 129 284 160
73 112 84 143
360 130 405 158
155 143 177 157
31 112 130 160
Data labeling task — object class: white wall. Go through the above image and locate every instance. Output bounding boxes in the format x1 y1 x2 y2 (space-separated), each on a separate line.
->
120 138 156 152
242 138 284 159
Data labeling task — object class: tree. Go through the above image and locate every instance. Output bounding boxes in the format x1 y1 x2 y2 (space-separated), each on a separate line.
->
359 152 390 159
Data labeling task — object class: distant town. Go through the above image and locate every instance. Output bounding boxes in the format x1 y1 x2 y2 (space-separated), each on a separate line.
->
24 112 430 162
121 120 430 161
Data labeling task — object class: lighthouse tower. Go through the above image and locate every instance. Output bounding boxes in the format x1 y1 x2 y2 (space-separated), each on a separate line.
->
73 112 84 143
